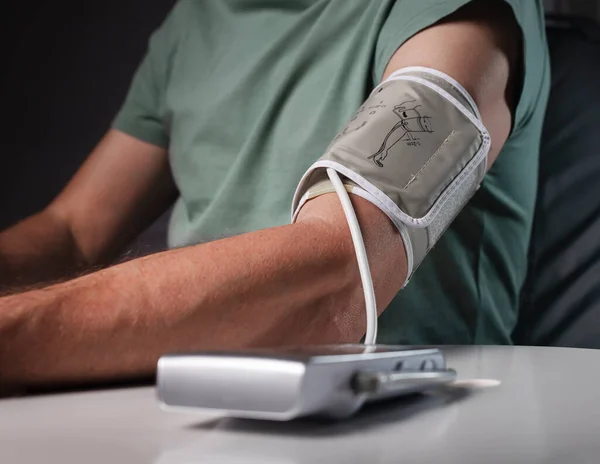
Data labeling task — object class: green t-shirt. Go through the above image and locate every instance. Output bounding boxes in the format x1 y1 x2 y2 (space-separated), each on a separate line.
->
113 0 550 345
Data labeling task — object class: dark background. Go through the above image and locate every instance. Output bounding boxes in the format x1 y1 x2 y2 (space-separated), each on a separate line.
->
1 0 176 250
545 0 600 17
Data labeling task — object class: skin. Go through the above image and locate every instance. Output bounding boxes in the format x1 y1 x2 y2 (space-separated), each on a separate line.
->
0 0 521 388
0 132 177 290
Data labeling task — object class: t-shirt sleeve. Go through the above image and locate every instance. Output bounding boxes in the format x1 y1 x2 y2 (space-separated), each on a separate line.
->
373 0 549 133
111 2 184 148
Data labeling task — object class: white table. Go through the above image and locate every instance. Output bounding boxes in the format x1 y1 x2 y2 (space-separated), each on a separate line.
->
2 346 600 463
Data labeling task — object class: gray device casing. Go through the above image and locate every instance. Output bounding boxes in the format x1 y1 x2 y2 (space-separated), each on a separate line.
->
157 345 449 420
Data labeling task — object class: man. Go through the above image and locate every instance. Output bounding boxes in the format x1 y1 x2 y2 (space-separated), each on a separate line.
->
0 0 549 386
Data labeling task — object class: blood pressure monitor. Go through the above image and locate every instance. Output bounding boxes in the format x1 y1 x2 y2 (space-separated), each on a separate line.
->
157 344 456 420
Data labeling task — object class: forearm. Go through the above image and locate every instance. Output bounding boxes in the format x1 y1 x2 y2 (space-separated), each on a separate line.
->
0 194 406 387
0 210 86 292
0 130 177 294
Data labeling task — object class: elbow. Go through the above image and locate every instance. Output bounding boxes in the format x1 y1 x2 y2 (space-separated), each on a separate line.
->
297 194 408 344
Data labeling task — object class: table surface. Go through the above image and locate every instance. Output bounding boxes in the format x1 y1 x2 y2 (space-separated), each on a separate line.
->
2 346 600 464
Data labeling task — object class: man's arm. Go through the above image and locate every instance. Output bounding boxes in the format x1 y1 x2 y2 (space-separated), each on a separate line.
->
0 194 405 385
0 0 521 387
0 130 177 291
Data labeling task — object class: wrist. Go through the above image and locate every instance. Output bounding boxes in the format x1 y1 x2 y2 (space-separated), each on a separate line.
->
0 286 69 387
0 294 30 385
